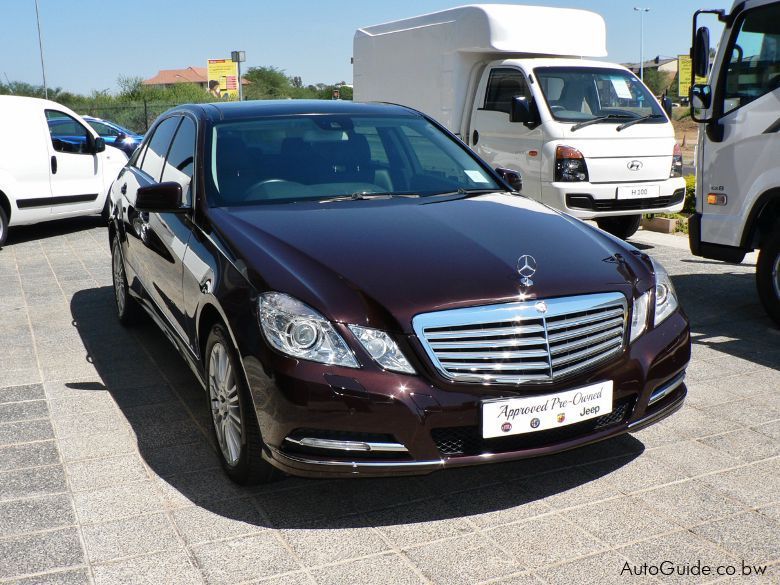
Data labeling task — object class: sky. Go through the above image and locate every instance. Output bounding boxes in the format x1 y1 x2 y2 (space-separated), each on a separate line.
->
1 0 731 94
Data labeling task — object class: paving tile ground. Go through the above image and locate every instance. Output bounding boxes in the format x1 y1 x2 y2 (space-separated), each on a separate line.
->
0 218 778 584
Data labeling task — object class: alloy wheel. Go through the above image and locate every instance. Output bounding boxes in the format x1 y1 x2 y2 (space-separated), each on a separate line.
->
209 342 242 466
112 245 126 316
773 251 780 300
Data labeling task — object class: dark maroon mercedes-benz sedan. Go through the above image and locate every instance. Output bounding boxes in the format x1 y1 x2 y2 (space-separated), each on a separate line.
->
108 100 690 483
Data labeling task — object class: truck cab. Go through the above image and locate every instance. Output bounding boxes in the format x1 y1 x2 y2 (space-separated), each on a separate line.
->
467 58 685 238
688 0 780 324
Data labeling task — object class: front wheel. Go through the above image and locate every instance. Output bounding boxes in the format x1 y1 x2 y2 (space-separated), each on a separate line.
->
205 325 277 485
0 205 8 247
111 236 141 325
756 228 780 327
596 214 642 240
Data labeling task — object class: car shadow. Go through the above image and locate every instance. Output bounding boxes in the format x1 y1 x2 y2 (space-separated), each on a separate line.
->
3 216 106 247
70 286 645 530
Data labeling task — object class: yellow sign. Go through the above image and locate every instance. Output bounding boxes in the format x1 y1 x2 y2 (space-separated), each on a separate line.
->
207 59 239 100
678 55 707 98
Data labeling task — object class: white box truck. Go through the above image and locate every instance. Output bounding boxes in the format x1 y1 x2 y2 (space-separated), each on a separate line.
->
354 4 686 239
688 0 780 325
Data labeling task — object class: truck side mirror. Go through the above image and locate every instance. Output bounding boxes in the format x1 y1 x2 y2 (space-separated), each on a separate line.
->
495 167 522 191
693 27 710 79
661 95 673 118
510 96 531 124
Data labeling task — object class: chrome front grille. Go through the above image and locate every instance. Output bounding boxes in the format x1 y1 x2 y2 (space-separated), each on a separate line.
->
413 292 627 384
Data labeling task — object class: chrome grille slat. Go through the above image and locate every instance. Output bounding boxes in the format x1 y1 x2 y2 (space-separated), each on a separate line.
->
424 324 545 339
413 292 627 384
545 307 624 331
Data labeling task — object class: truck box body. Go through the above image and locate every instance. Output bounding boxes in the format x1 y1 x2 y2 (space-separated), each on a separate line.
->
354 4 606 134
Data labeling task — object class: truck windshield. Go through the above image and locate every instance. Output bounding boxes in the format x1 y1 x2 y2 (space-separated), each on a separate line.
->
534 67 666 124
206 114 502 206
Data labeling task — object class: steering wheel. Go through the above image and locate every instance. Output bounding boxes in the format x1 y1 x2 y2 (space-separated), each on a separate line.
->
243 179 299 200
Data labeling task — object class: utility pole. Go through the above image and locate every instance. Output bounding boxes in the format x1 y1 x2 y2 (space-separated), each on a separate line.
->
634 7 650 82
34 0 48 98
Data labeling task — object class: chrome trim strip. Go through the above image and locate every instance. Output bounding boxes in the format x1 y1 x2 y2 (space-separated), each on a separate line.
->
648 371 686 406
285 437 409 453
276 450 443 469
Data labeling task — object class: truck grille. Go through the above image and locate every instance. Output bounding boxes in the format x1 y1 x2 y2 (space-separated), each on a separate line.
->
412 292 627 384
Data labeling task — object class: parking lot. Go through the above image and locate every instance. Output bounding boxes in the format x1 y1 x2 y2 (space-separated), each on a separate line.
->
1 218 778 585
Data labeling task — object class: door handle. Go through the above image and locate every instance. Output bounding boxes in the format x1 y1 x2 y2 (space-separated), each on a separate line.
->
472 130 479 145
120 183 127 195
50 156 57 174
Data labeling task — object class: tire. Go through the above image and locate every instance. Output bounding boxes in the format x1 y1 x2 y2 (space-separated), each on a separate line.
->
756 228 780 327
596 215 642 240
205 324 277 485
111 236 142 325
0 205 7 248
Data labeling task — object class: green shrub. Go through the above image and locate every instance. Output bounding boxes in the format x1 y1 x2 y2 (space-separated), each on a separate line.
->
684 175 696 214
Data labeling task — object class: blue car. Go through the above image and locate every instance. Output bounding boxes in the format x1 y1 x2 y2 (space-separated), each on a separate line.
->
83 116 144 156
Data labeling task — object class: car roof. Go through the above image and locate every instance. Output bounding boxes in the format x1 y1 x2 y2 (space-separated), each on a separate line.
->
171 99 420 123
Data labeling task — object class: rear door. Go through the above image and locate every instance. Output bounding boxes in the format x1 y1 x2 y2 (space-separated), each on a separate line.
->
44 110 104 215
469 66 544 198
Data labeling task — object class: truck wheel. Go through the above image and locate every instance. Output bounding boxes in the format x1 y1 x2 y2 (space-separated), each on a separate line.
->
596 215 641 240
0 206 7 247
756 228 780 327
205 324 278 485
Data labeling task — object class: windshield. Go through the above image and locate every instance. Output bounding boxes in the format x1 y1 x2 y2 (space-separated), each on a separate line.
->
206 114 502 206
534 67 666 123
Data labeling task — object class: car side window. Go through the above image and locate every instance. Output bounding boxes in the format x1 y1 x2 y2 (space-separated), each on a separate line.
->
723 3 780 114
483 68 530 114
89 121 120 137
161 117 196 206
140 116 181 182
45 110 91 154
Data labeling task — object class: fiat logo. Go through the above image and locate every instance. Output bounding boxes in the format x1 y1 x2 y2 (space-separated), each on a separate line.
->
517 255 537 287
627 160 643 171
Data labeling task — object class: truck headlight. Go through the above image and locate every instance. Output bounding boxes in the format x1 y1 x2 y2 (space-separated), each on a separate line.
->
670 143 683 178
555 145 589 182
348 325 415 374
652 258 679 325
258 292 358 367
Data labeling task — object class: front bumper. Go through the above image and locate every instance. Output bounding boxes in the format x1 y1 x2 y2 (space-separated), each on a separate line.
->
245 311 690 478
547 178 686 219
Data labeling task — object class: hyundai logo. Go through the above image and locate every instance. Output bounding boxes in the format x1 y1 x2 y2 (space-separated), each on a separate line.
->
627 160 643 171
517 255 537 287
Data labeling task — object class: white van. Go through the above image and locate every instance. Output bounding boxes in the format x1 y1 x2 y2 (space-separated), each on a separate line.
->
0 96 127 246
354 4 687 239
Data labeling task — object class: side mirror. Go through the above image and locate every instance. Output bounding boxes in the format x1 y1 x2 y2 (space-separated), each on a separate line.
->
661 95 673 118
510 96 532 124
691 84 712 110
115 132 127 142
693 27 710 79
495 167 523 191
135 182 184 213
91 136 106 153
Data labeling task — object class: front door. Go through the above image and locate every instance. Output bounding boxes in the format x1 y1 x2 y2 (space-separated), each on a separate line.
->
700 2 780 247
44 110 103 215
469 67 544 198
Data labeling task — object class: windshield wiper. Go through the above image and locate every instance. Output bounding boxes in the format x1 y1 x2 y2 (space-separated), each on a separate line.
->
616 114 665 132
318 192 419 203
570 114 633 132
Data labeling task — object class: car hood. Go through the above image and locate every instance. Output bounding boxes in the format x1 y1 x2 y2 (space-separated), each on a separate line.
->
210 193 650 333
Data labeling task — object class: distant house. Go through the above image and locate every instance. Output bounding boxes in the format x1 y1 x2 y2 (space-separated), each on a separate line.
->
623 57 678 76
143 66 209 89
143 66 249 90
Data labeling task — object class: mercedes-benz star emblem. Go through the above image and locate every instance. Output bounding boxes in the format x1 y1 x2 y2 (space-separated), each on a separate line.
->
627 160 643 171
517 255 537 287
535 301 548 314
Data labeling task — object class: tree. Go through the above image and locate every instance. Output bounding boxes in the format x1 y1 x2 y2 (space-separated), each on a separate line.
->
243 66 292 99
642 68 674 96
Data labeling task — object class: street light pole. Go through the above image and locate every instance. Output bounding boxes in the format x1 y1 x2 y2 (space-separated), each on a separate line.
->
231 50 246 101
34 0 48 99
634 7 650 82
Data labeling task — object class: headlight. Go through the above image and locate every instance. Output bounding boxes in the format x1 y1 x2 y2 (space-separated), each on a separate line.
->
670 143 683 178
652 258 679 325
348 325 415 374
258 292 358 367
555 145 589 182
630 291 650 343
